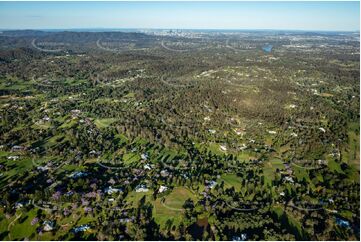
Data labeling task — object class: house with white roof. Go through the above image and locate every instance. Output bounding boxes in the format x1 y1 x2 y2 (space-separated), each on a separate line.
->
158 185 168 193
135 184 149 193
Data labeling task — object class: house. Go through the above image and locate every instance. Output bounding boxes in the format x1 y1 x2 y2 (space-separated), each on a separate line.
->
232 234 247 241
268 130 277 134
158 185 168 193
160 170 169 177
43 221 55 232
336 218 350 228
234 129 242 135
70 109 81 118
208 129 216 134
7 155 19 161
207 180 217 189
37 166 49 171
119 218 134 223
219 145 227 151
239 144 247 150
105 186 123 195
241 234 247 241
135 184 149 193
65 191 74 196
289 104 297 109
11 145 26 152
68 171 87 178
14 202 24 209
89 150 100 156
144 164 151 170
317 160 328 165
141 153 149 160
73 224 90 233
284 176 294 183
42 115 51 122
319 127 326 133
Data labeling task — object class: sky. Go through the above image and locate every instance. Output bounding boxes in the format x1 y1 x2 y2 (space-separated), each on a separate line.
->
0 1 359 31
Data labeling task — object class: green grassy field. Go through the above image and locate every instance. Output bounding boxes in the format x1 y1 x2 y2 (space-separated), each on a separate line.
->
341 122 359 169
126 190 154 208
262 158 284 185
58 119 78 129
163 187 196 209
44 134 68 149
237 151 256 161
123 152 141 165
153 187 196 229
218 174 242 191
7 208 38 240
0 154 34 188
207 143 226 155
31 122 52 130
94 118 117 129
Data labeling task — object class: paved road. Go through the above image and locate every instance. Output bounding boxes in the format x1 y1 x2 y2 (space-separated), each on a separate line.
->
160 40 189 52
96 39 148 52
31 39 63 53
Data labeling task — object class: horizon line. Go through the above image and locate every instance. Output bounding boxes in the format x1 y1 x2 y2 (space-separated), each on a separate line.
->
1 27 359 33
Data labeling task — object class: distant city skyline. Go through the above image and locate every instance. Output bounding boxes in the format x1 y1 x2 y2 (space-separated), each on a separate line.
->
0 1 359 31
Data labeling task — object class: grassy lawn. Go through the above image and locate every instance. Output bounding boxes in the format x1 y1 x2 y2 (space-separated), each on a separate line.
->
58 119 78 129
262 158 283 185
123 92 136 98
0 80 33 91
125 190 154 208
207 143 226 156
114 134 128 146
153 199 183 229
94 118 117 129
123 152 141 165
237 151 256 161
162 187 196 209
0 155 34 188
278 143 291 154
157 147 181 163
218 174 242 191
0 209 10 240
341 122 359 170
292 166 316 191
31 122 52 130
264 136 274 146
61 163 84 172
44 134 67 148
8 208 38 240
327 158 343 174
153 187 196 229
31 156 56 166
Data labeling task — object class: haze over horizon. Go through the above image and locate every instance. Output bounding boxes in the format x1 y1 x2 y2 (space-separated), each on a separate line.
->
0 1 359 32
